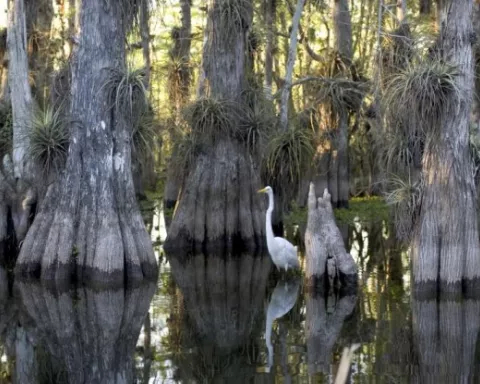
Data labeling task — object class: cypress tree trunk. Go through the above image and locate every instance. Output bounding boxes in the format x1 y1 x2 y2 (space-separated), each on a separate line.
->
264 0 276 99
412 0 480 293
278 0 305 132
3 0 37 245
419 0 431 15
332 0 352 208
15 0 158 286
163 0 192 224
25 0 54 102
164 0 265 251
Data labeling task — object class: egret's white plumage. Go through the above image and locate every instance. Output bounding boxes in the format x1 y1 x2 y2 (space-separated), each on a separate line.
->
258 186 300 271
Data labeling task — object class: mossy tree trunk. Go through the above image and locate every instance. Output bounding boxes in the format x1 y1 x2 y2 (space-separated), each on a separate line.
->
2 0 37 247
164 0 192 226
25 0 54 102
15 0 158 286
132 0 155 198
411 0 480 293
264 0 276 99
164 0 265 251
332 0 352 208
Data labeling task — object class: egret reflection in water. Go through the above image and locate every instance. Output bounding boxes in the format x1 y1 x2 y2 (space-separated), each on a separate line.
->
265 276 301 370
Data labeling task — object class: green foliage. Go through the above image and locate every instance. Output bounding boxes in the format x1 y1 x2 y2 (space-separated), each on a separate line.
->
385 59 460 134
239 89 276 154
165 54 191 106
171 131 198 173
316 77 367 112
29 104 69 174
0 103 12 160
385 175 423 241
380 129 422 172
217 0 252 34
381 24 414 74
265 124 315 186
132 107 157 162
335 196 390 225
183 97 241 141
102 66 148 118
284 196 390 229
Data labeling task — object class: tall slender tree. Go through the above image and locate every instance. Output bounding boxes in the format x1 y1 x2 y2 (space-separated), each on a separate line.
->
2 0 36 245
163 0 192 222
333 0 352 208
15 0 157 285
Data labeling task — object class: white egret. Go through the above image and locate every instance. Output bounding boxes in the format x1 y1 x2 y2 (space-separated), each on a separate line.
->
257 186 300 271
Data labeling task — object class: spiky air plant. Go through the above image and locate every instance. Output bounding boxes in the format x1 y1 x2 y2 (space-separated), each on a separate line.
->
29 104 69 174
265 124 315 187
132 107 157 166
238 88 275 155
316 77 367 112
385 59 460 136
183 96 242 142
102 66 148 120
216 0 253 36
385 174 424 242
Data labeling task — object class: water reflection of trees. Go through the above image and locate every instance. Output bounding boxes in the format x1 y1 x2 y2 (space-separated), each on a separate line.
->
166 252 271 382
11 282 156 383
306 289 357 376
412 298 480 383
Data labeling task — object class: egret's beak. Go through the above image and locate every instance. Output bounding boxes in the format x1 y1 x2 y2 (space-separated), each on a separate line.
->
257 187 267 193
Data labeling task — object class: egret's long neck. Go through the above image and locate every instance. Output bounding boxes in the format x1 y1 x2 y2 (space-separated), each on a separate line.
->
266 190 275 244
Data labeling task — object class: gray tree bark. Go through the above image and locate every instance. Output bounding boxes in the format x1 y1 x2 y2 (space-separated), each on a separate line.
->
163 0 192 226
305 183 357 289
164 0 265 251
3 0 37 245
411 0 480 293
332 0 352 208
7 0 32 180
25 0 54 102
15 0 158 286
278 0 305 132
264 0 276 99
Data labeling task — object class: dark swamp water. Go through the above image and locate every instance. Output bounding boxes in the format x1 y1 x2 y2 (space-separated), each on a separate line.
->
1 212 480 383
